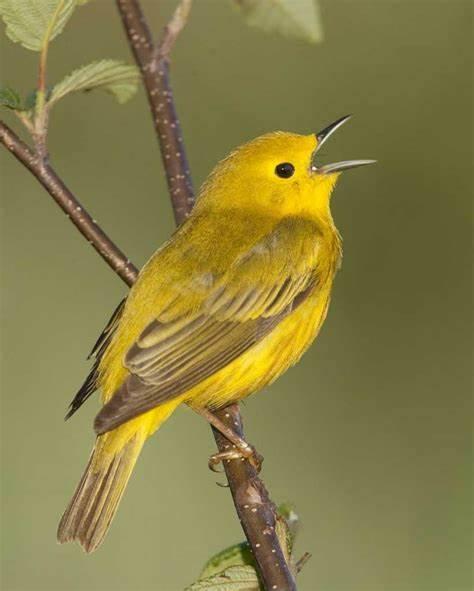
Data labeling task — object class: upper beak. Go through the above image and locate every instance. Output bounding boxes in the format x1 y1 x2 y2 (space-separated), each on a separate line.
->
311 115 376 174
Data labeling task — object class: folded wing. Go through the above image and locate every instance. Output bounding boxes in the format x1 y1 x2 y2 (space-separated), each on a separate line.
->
94 218 321 434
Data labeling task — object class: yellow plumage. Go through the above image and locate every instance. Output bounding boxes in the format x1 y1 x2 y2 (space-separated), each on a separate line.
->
58 126 371 552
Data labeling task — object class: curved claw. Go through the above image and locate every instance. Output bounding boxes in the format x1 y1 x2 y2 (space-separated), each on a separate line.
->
208 455 225 473
208 445 264 474
208 449 242 473
216 480 230 488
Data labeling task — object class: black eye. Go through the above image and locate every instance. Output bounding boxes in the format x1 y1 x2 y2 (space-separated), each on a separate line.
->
275 162 295 178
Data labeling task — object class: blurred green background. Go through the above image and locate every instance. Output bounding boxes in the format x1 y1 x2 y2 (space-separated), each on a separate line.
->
0 1 472 590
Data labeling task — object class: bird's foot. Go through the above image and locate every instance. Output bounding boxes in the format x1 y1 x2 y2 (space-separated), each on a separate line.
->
208 442 263 473
192 405 263 473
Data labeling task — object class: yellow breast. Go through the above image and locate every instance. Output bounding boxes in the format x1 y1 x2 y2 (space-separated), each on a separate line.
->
187 280 333 410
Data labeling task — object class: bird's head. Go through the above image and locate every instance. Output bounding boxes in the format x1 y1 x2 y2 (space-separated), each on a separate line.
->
197 115 375 222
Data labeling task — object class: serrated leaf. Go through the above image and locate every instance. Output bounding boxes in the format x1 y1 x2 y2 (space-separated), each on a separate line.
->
0 0 76 51
234 0 323 44
200 542 255 579
0 87 21 109
49 60 140 105
186 565 260 591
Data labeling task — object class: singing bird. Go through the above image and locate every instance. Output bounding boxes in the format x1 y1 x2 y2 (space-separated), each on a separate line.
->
58 115 375 552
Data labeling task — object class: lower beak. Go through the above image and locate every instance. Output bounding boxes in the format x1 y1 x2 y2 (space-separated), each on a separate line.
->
316 159 377 174
311 115 376 174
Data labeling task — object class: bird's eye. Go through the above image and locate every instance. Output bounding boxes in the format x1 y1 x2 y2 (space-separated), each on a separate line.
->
275 162 295 179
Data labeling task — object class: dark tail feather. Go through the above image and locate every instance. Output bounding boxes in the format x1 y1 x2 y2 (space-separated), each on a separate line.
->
57 433 144 553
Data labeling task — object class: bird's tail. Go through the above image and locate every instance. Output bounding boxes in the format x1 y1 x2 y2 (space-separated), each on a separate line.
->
57 401 179 553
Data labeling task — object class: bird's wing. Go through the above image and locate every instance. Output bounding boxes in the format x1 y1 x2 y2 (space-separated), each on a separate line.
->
94 218 321 434
66 298 127 419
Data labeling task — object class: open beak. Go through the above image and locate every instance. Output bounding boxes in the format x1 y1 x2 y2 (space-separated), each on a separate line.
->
311 115 376 174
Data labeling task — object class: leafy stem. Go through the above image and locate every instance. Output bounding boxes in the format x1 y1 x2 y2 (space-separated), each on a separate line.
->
34 0 67 157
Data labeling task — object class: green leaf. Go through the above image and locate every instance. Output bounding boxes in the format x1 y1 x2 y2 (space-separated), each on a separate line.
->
0 0 76 51
0 87 21 109
234 0 323 44
49 59 140 105
275 503 302 574
277 502 300 544
186 565 260 591
200 542 255 579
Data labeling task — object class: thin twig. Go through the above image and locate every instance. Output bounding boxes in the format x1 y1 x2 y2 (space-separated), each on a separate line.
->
116 2 297 589
0 121 139 287
154 0 193 63
116 0 194 226
34 0 63 159
295 552 312 574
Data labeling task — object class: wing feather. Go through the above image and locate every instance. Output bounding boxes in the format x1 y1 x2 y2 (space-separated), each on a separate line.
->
94 218 321 434
65 298 126 419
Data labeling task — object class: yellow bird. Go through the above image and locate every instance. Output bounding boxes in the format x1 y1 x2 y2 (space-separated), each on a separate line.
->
58 115 374 552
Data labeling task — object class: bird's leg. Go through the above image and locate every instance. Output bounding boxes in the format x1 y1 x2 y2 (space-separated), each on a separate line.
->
208 449 244 473
195 407 250 449
193 406 263 473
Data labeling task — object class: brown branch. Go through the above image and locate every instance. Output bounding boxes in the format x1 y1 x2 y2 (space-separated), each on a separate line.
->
213 406 297 590
0 121 138 287
116 2 297 589
116 0 193 226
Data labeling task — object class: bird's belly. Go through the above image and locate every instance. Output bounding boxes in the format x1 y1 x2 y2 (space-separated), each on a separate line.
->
186 286 331 410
